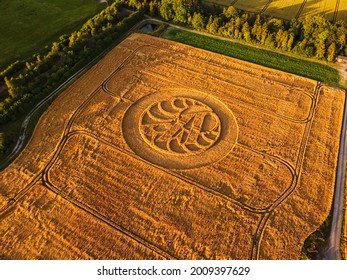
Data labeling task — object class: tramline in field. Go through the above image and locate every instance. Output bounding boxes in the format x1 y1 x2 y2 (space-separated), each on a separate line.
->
204 0 347 22
0 34 344 259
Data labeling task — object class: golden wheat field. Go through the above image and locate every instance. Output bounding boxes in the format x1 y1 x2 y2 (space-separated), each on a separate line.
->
204 0 347 22
0 33 345 259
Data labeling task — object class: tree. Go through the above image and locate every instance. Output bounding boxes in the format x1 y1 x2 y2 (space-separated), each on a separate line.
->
206 15 220 35
223 5 238 19
279 30 289 51
4 77 17 98
0 133 5 153
149 1 158 16
260 23 269 45
315 40 326 59
287 32 294 51
242 22 251 42
264 33 275 48
160 0 174 21
275 29 284 49
327 42 336 62
191 12 205 30
251 15 262 43
172 0 188 23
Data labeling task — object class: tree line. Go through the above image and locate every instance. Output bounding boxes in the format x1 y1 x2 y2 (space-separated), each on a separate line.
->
0 0 143 122
0 0 144 154
1 0 346 154
131 0 347 61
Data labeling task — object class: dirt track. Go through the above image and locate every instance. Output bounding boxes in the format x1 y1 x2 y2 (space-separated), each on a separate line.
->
0 34 345 259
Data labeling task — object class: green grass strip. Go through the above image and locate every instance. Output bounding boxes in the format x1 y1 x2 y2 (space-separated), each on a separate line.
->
162 28 340 87
0 0 103 69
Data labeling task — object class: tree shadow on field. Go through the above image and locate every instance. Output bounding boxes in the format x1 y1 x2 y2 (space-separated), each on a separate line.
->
265 0 313 18
232 0 272 13
326 9 347 23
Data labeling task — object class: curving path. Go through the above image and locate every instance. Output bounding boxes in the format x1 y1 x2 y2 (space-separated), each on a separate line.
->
1 16 346 259
0 65 89 168
0 17 147 169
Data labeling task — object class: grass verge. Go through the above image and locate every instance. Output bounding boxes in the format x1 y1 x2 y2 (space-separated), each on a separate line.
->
162 26 342 259
162 28 341 87
0 14 143 170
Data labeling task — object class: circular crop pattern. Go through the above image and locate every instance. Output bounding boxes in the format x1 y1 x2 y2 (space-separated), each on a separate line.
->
140 97 221 155
122 89 238 169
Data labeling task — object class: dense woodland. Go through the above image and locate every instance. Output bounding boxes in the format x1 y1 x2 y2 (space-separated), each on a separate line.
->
0 0 143 153
1 0 347 154
138 0 347 60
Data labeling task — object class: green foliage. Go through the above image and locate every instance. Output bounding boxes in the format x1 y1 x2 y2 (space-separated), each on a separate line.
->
223 5 238 19
0 132 6 154
191 12 205 30
0 1 144 127
159 0 201 22
160 0 175 21
150 1 347 63
162 28 340 87
2 0 345 160
301 213 332 259
327 42 337 62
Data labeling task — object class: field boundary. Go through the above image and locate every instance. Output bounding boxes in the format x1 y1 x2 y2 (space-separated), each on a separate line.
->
159 24 340 86
1 16 343 171
260 0 274 14
1 16 345 259
0 16 150 171
295 0 308 19
333 0 341 23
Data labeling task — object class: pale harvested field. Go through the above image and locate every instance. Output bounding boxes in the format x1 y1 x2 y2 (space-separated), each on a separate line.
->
0 33 345 259
204 0 347 22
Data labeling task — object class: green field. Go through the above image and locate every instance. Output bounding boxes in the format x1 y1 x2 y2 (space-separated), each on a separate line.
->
0 0 103 70
162 28 340 87
204 0 347 22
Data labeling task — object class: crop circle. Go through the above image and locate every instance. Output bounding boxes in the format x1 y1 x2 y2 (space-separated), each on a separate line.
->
122 89 238 169
140 97 221 155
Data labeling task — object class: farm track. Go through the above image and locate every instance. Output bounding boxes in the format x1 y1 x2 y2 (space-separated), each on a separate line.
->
50 128 268 213
55 42 318 259
333 0 341 23
145 70 314 124
105 43 316 125
99 42 320 258
250 83 320 259
0 175 41 218
294 83 320 172
0 30 337 259
0 45 177 260
251 213 270 259
295 0 308 19
260 0 274 14
42 172 173 260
